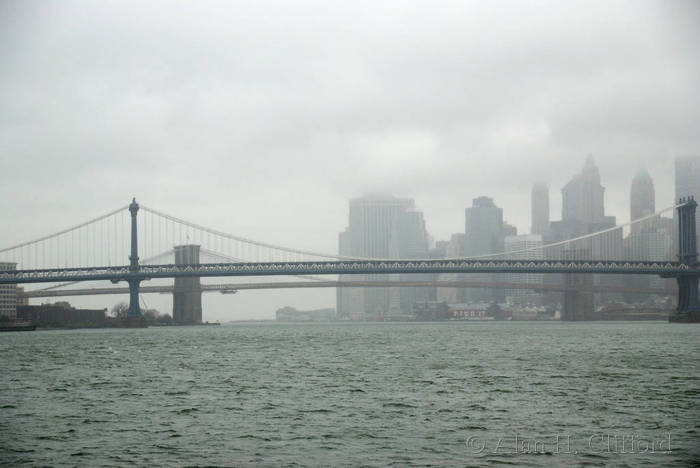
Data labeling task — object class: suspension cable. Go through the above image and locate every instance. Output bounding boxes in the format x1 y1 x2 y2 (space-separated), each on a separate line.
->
453 203 681 261
140 205 365 260
0 205 129 253
143 203 680 262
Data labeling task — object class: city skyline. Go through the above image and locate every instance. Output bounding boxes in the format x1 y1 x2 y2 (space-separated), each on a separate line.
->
2 3 699 465
2 155 686 255
0 184 691 324
1 155 693 321
2 1 699 320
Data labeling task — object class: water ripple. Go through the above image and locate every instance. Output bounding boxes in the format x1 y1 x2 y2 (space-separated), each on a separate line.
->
0 322 697 466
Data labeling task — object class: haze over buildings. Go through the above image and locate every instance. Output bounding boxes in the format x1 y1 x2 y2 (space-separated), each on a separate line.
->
330 154 685 319
550 156 617 241
531 184 550 236
464 196 505 304
631 170 656 224
504 234 544 304
1 1 698 320
337 195 430 319
675 156 700 246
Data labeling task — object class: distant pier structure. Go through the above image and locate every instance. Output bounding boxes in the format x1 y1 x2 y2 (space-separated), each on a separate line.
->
173 245 202 324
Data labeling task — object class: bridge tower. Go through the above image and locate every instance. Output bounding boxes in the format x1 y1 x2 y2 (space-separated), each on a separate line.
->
561 248 593 321
127 198 142 317
173 245 202 324
670 197 700 323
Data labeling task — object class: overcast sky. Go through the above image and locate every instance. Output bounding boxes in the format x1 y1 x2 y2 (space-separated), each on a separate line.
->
1 0 698 319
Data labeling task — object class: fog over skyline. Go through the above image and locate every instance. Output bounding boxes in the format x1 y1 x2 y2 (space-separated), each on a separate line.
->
1 0 699 319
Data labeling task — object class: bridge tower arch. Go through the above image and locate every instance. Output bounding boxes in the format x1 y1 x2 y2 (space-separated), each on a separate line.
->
670 197 700 322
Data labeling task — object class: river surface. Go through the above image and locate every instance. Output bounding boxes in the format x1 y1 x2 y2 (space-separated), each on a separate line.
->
1 321 698 466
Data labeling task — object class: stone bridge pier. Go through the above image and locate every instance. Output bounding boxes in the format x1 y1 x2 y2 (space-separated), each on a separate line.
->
561 248 593 321
669 197 700 323
173 245 202 324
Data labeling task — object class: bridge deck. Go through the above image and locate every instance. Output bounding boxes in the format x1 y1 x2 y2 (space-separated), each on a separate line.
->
19 279 676 298
0 259 695 285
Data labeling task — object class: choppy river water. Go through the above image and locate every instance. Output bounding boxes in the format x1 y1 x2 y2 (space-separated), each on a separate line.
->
1 321 698 466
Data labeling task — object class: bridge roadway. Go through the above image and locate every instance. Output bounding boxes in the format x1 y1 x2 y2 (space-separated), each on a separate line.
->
0 259 696 285
20 279 676 298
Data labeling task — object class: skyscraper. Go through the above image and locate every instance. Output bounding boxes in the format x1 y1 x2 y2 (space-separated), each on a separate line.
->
627 169 660 298
531 183 550 235
465 196 504 256
675 156 700 202
550 156 617 239
503 222 518 237
337 195 429 319
396 210 431 315
630 169 655 222
504 234 544 304
549 157 621 318
561 156 613 229
464 196 504 303
436 233 465 304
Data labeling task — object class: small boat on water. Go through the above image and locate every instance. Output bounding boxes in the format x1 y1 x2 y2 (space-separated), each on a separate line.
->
0 322 36 332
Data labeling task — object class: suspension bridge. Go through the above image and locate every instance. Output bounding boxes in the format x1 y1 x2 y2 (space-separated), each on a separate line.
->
1 198 698 322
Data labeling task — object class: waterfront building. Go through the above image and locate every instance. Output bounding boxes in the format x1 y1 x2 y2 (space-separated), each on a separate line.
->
16 287 29 306
447 303 495 320
275 306 336 322
336 195 429 319
17 303 106 327
464 196 504 303
0 262 17 320
504 234 544 304
413 301 450 320
503 222 517 237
